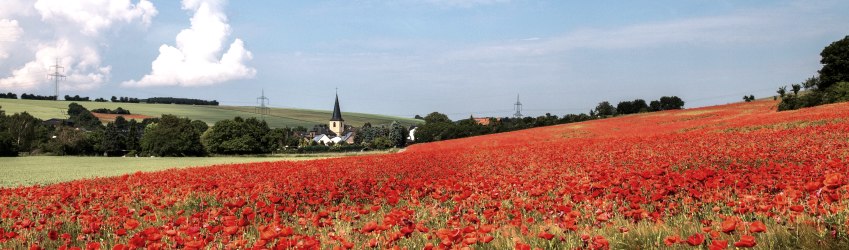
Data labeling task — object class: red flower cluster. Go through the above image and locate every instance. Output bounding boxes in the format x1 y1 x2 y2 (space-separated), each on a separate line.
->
1 100 849 249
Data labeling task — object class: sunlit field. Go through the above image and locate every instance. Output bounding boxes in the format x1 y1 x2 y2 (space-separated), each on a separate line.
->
2 99 849 249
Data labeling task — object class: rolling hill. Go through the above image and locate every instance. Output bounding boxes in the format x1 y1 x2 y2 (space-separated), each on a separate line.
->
0 98 422 128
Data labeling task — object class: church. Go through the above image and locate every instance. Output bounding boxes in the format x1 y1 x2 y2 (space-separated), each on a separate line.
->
308 94 356 145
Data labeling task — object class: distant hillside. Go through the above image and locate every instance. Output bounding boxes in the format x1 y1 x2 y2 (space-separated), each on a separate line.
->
0 99 421 128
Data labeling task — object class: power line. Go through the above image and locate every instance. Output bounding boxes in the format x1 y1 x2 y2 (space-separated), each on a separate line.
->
513 94 523 118
47 58 65 101
256 89 270 120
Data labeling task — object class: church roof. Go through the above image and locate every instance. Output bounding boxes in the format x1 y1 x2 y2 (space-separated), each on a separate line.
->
331 93 344 122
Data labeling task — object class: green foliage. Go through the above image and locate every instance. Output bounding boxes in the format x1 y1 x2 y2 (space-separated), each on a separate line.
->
99 116 139 156
594 101 616 117
657 96 685 110
42 126 96 156
819 35 849 90
0 107 16 156
649 100 662 111
388 121 407 148
779 35 849 111
191 120 209 134
201 117 271 155
67 103 102 130
616 99 649 115
4 112 49 154
141 115 205 156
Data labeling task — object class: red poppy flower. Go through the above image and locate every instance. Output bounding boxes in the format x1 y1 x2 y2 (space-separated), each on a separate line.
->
733 235 757 248
749 221 767 233
686 233 705 246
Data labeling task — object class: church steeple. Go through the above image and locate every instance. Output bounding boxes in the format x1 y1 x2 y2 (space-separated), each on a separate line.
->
331 92 344 122
329 91 345 136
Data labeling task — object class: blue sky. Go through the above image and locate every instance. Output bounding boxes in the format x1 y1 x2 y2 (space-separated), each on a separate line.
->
1 0 848 119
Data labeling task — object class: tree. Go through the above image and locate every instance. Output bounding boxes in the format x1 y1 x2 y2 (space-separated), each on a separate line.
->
803 76 820 90
388 121 408 148
191 120 209 134
4 112 49 153
424 112 451 124
818 35 849 90
201 117 270 155
67 103 102 130
43 126 96 156
777 86 787 98
100 116 129 156
594 101 616 117
0 107 17 156
658 96 685 110
141 115 205 156
791 84 802 95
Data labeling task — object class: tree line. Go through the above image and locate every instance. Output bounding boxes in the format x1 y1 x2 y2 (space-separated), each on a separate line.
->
64 95 90 101
145 97 219 106
415 96 684 143
776 35 849 111
91 107 131 115
0 103 382 157
0 92 219 106
21 93 57 100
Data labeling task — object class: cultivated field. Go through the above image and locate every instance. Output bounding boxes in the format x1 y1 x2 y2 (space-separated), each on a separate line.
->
0 99 421 128
2 99 849 249
0 156 329 188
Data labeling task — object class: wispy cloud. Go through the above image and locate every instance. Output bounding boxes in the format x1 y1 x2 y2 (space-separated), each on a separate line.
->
123 0 255 88
446 3 843 61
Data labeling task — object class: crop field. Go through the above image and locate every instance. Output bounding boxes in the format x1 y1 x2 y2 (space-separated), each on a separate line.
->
0 99 421 128
2 99 849 249
0 156 334 188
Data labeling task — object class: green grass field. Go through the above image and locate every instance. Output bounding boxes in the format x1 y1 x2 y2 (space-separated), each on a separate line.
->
0 99 422 128
0 155 335 188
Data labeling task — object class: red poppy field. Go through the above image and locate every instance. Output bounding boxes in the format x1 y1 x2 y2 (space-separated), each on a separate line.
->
2 99 849 249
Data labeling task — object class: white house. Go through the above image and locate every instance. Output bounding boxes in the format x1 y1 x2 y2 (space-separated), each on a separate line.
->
407 127 417 142
312 134 332 145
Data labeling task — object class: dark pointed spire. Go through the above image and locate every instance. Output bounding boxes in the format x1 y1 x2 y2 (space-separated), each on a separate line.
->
331 92 344 121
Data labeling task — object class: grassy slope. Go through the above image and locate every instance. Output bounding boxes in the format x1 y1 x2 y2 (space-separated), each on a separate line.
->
0 99 422 128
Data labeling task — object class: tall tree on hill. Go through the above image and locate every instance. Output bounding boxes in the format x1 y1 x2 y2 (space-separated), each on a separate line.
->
658 96 685 110
819 35 849 90
594 101 616 117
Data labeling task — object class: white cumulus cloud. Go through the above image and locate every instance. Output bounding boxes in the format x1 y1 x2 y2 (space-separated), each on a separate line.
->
0 19 23 59
123 0 256 88
33 0 157 35
0 39 111 91
0 0 157 92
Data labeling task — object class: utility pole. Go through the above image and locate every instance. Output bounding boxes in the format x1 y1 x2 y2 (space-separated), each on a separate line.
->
256 89 270 120
513 94 523 119
47 58 65 101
